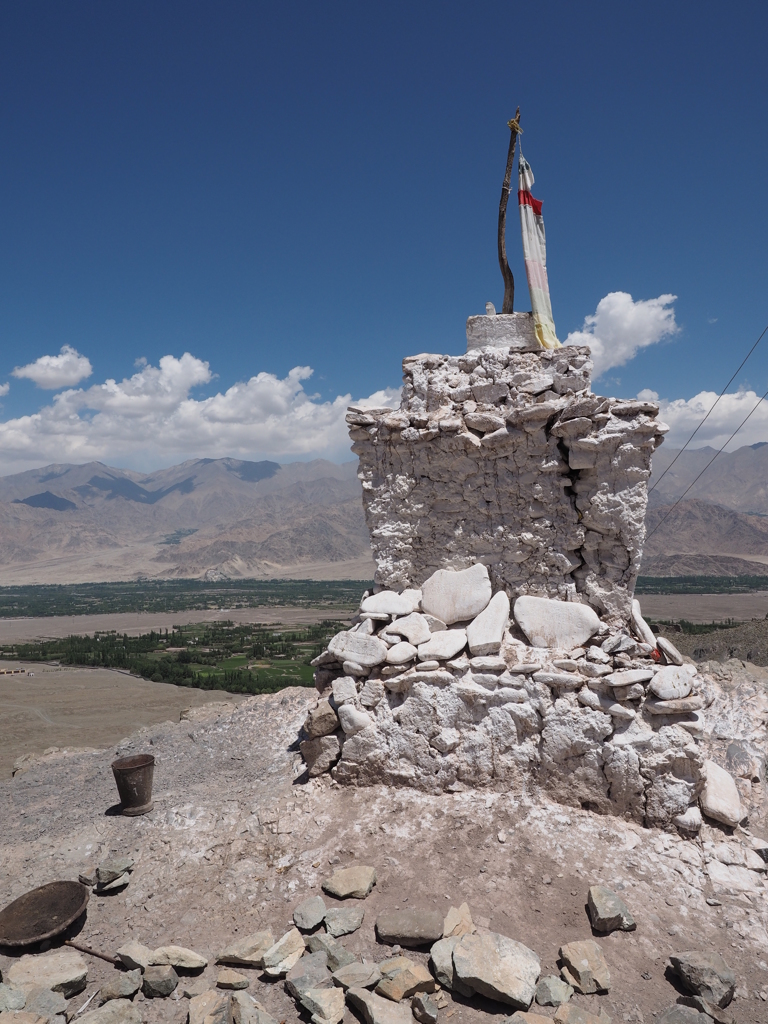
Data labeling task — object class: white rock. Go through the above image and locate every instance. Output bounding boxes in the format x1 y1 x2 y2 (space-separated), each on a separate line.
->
604 669 653 688
467 591 510 656
631 599 657 647
150 945 208 969
116 940 153 971
337 705 373 736
469 656 506 672
360 592 414 616
649 664 695 700
657 636 685 666
8 950 87 998
700 759 744 827
342 661 368 677
261 929 305 979
452 930 540 1008
417 629 467 662
400 588 423 612
707 859 763 894
385 641 418 665
424 614 447 632
672 805 702 833
430 729 461 753
421 564 492 625
331 677 358 706
513 596 600 650
384 613 431 646
328 631 388 668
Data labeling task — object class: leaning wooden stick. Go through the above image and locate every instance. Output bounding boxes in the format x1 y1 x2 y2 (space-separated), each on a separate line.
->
497 107 521 314
65 938 120 966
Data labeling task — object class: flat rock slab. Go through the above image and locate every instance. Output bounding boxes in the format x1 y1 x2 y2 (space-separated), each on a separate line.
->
98 970 142 1003
261 929 305 978
650 665 695 700
375 964 435 1002
375 909 444 947
467 591 510 656
604 669 653 688
299 986 345 1024
232 992 277 1024
0 988 26 1013
700 760 743 828
558 940 610 994
142 966 178 998
116 941 153 972
345 987 414 1024
385 613 431 646
417 629 467 662
360 592 413 616
151 945 207 970
657 636 684 665
78 999 142 1024
507 1013 553 1024
514 596 600 650
23 988 67 1018
328 632 387 669
324 906 364 937
421 564 492 626
644 695 704 715
294 895 327 931
96 856 134 884
217 931 274 967
587 885 636 933
443 902 475 938
331 963 381 991
216 971 249 991
669 951 736 1008
385 642 418 665
453 930 540 1009
322 865 376 899
189 990 232 1024
657 1007 711 1024
8 950 87 998
285 951 332 1000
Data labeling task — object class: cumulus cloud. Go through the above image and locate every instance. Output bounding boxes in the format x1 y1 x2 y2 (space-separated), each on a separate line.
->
0 353 402 474
0 383 9 397
12 345 93 389
564 292 679 378
640 387 768 451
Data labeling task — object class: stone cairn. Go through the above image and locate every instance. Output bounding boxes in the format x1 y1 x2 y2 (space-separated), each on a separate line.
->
301 311 713 832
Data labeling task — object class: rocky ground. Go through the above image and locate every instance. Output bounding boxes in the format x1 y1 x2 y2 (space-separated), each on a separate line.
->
656 623 768 669
1 688 768 1024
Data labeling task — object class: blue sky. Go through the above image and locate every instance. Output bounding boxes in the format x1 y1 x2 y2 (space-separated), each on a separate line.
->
0 1 767 471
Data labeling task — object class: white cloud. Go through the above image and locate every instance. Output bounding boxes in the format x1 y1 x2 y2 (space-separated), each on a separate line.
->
12 345 93 389
646 388 768 451
0 353 402 474
0 383 9 397
563 292 679 378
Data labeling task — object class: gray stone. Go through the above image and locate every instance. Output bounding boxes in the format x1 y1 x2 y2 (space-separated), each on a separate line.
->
453 930 540 1009
294 895 327 931
217 931 274 968
345 987 414 1024
412 993 438 1024
669 951 736 1008
417 630 467 662
385 642 418 665
327 632 387 669
0 988 26 1013
421 564 492 626
359 679 385 709
231 993 277 1024
151 946 207 969
375 964 435 1001
700 761 743 827
23 989 68 1018
181 980 210 999
301 735 341 777
385 613 431 646
97 971 142 1003
96 857 134 884
466 311 538 351
8 951 88 999
189 990 232 1024
299 986 345 1024
216 971 249 991
650 665 695 701
322 865 376 899
604 669 653 688
78 868 97 886
78 1000 142 1024
305 934 357 972
514 596 600 650
657 636 684 665
95 872 130 893
331 677 357 706
657 1007 710 1024
284 952 332 1000
534 975 573 1006
558 940 610 994
644 695 704 715
587 885 636 933
467 591 510 656
116 940 153 972
631 599 657 647
361 592 413 616
304 700 339 739
375 909 444 948
424 615 446 633
331 963 381 990
261 929 306 978
677 995 734 1024
324 906 364 937
142 966 178 998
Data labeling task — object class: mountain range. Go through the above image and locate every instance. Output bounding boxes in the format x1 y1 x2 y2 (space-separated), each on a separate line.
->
2 441 768 584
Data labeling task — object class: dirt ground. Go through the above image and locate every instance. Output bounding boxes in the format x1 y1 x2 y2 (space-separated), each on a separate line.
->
0 663 246 779
1 690 767 1023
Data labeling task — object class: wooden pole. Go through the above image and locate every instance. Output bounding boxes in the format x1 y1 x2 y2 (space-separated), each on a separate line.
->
497 108 521 314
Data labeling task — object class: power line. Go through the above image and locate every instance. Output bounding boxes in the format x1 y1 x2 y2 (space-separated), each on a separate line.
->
646 383 768 541
649 321 768 494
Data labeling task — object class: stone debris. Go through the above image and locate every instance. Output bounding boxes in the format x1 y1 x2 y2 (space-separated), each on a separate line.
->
284 952 332 1000
411 992 439 1024
699 761 743 828
421 564 492 625
216 931 274 968
677 995 734 1024
452 930 541 1009
142 965 178 998
375 908 444 947
7 950 88 998
558 940 610 994
668 951 736 1008
216 971 249 991
299 986 345 1024
188 989 232 1024
293 895 327 931
97 971 142 1003
150 945 208 969
514 597 601 651
375 963 435 1002
331 963 382 991
324 906 364 937
77 999 142 1024
0 1013 48 1024
442 902 475 938
95 856 134 885
261 928 305 978
96 872 130 893
586 885 636 933
322 865 377 899
534 975 573 1006
115 940 153 972
345 986 414 1024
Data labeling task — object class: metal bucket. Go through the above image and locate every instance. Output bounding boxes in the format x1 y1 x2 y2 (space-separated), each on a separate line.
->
111 754 155 816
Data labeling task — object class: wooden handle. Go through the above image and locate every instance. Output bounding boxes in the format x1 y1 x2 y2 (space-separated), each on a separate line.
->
65 939 120 966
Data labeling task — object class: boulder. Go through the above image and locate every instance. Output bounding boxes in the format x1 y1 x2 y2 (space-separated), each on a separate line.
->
217 931 274 968
78 1000 142 1024
668 951 736 1008
535 975 573 1006
151 945 207 970
142 965 178 998
116 940 153 971
322 865 377 899
331 963 381 990
467 592 510 656
514 596 600 650
361 592 413 616
261 929 305 978
284 952 332 1000
189 990 233 1024
700 761 743 827
216 971 249 991
417 630 467 662
558 941 610 994
304 700 339 739
305 934 357 972
453 930 540 1009
421 564 492 625
587 885 636 933
324 906 364 937
294 895 327 931
375 964 435 1002
8 950 87 998
375 909 444 947
300 735 341 777
345 987 414 1024
650 665 695 701
385 614 431 646
98 971 142 1003
181 980 210 999
299 986 345 1024
327 632 387 668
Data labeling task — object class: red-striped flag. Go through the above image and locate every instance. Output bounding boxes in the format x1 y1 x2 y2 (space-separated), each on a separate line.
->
518 154 560 349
